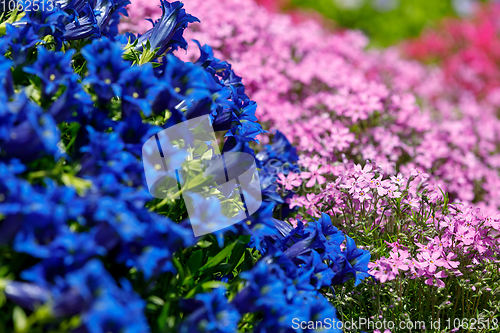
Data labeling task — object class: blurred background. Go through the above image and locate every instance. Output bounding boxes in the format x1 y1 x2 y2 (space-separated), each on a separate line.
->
255 0 494 47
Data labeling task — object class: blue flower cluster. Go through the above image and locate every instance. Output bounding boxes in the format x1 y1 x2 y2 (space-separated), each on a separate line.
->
0 1 371 331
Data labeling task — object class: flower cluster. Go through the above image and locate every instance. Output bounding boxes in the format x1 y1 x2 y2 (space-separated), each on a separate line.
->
119 0 500 327
0 1 370 332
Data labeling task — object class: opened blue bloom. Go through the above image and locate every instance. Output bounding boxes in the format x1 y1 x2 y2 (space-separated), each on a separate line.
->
118 63 164 117
24 47 76 97
4 24 40 66
82 38 130 102
180 288 241 333
1 94 61 161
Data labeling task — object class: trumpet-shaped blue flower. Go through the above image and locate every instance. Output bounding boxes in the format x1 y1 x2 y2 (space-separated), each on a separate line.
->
82 38 130 102
24 47 76 97
136 0 199 56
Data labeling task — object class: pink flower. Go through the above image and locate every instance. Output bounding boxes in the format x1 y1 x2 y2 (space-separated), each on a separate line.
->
300 164 327 188
410 168 429 181
418 251 446 273
277 172 302 190
354 187 372 203
425 270 448 288
386 184 401 198
442 253 460 269
369 260 396 283
340 177 361 194
390 172 405 186
405 197 420 210
354 163 373 176
370 175 390 196
287 195 305 209
388 250 410 274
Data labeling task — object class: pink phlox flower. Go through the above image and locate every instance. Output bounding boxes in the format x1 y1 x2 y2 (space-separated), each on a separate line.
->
287 194 306 209
340 177 358 194
300 164 327 187
443 252 460 269
405 196 420 209
418 251 446 273
407 257 423 275
390 172 405 186
277 172 302 190
369 259 397 283
298 154 322 168
425 270 448 288
327 126 355 151
354 163 373 177
455 225 476 245
388 250 410 274
354 187 371 203
386 184 401 198
484 213 500 230
384 240 406 251
370 175 390 195
415 242 433 253
410 168 429 181
427 236 448 252
428 183 444 203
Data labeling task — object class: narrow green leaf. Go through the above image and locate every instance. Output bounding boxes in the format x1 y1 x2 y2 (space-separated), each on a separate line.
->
199 241 238 272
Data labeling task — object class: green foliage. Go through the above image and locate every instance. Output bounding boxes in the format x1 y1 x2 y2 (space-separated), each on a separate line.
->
288 0 488 47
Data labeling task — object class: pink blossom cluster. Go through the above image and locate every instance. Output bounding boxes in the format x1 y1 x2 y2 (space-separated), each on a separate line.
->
369 205 500 288
128 0 500 215
286 161 500 288
404 2 500 104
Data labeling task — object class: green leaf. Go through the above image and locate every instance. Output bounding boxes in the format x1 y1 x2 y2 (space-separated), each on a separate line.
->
187 250 204 275
199 240 238 272
13 307 27 333
201 281 228 291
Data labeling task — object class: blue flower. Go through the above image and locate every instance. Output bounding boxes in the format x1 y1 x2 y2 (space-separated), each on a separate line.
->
62 2 101 40
52 260 149 331
256 130 299 168
4 24 40 66
118 63 164 117
48 75 94 123
82 38 130 102
180 288 241 333
18 2 69 47
136 0 199 57
24 47 76 97
93 0 131 36
0 94 61 161
0 56 14 100
153 54 212 124
331 236 371 286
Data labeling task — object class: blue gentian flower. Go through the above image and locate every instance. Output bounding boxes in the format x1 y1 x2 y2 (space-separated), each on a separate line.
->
82 38 130 102
1 94 61 161
136 0 199 56
118 63 164 117
63 2 101 40
4 24 40 66
180 288 241 333
24 47 76 97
